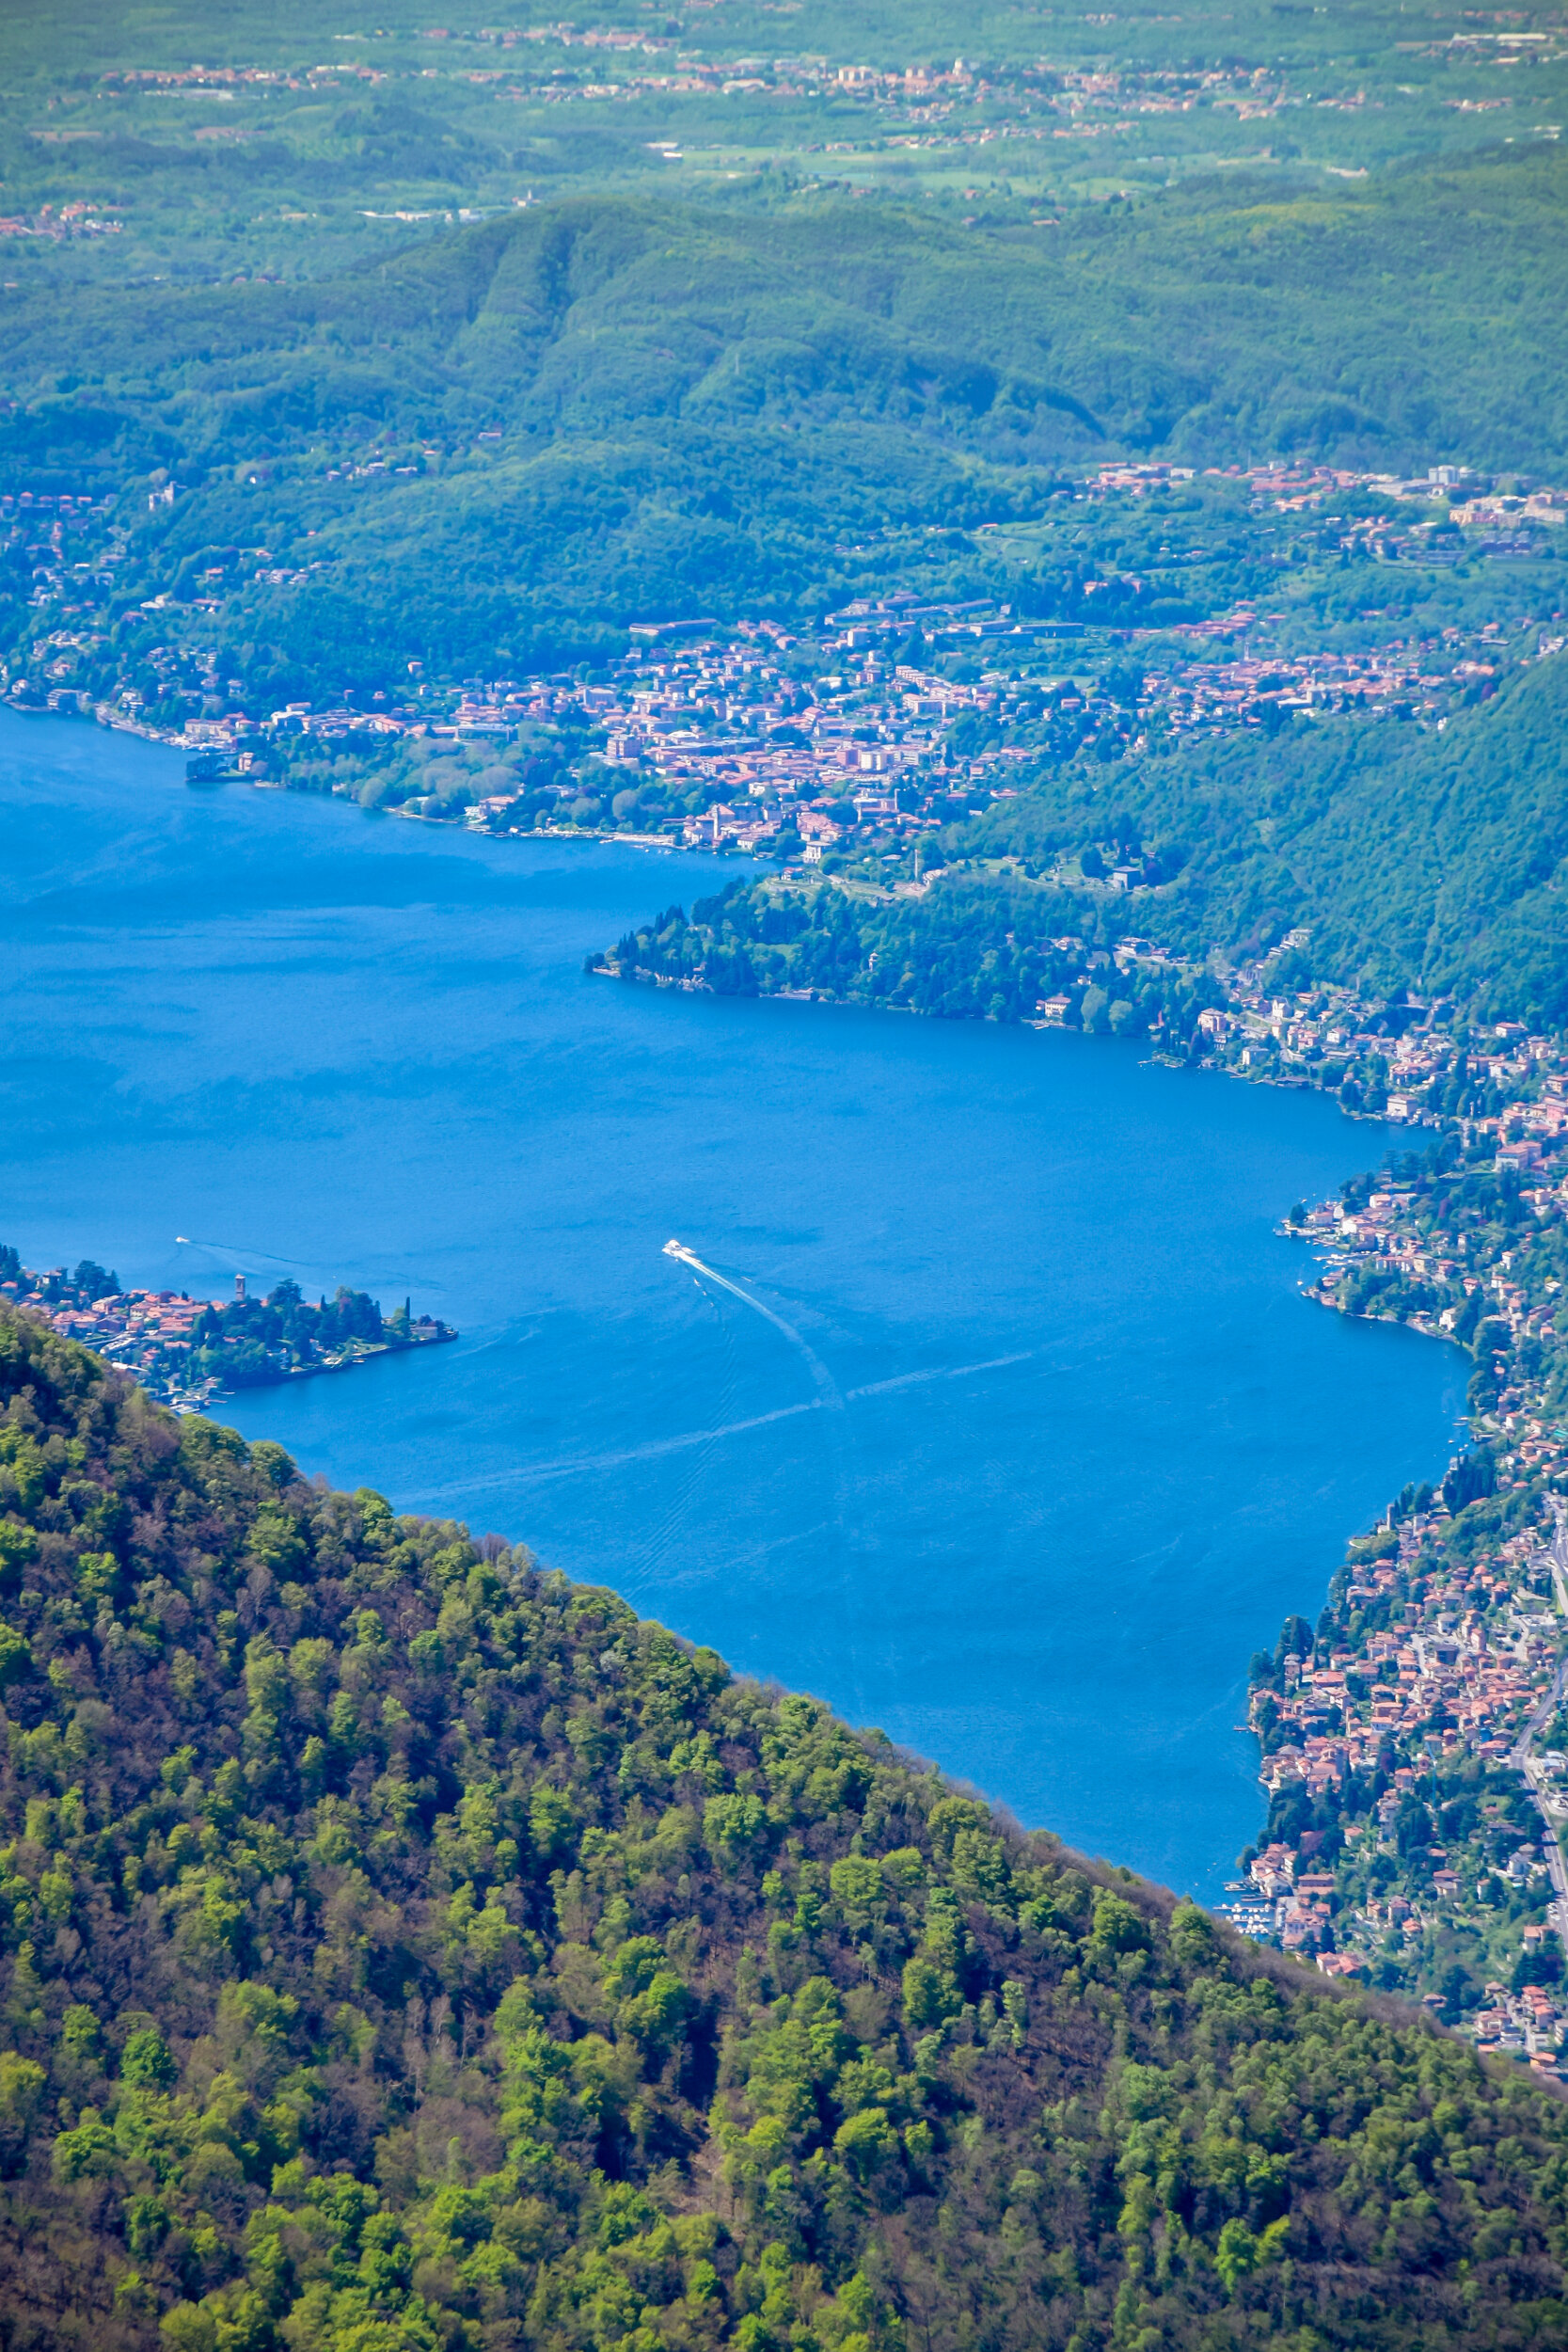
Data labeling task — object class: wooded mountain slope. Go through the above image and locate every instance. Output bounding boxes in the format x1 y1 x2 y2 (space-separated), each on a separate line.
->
3 146 1563 677
983 642 1568 1017
1 1307 1567 2351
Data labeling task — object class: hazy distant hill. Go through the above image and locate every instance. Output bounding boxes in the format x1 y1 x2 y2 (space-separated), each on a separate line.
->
2 148 1563 679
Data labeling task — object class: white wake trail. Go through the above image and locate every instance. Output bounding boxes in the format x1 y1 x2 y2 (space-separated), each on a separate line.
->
662 1240 849 1420
438 1351 1034 1499
850 1352 1035 1401
664 1238 863 1708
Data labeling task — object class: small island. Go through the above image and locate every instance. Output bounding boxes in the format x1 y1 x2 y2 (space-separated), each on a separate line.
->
0 1246 454 1414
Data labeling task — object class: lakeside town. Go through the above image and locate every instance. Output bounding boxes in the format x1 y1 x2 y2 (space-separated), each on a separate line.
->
1191 1003 1568 2060
0 1248 455 1413
3 452 1562 883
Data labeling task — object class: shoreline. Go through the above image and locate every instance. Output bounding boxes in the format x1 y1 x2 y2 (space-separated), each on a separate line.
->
1227 1107 1568 2061
182 1324 459 1414
590 882 1568 2051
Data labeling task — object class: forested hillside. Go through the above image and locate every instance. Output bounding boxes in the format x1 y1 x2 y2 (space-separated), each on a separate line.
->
2 1307 1568 2350
962 636 1568 1020
3 145 1564 681
1053 641 1568 1018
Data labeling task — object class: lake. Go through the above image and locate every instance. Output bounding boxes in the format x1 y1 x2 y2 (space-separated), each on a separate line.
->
0 712 1465 1899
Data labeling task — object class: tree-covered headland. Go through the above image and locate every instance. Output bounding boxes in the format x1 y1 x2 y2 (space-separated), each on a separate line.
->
595 641 1568 1035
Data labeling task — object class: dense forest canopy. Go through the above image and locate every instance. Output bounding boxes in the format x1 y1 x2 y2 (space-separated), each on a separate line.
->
2 1305 1568 2350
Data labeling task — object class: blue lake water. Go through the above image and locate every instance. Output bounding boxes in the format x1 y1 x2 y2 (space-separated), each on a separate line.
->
0 712 1465 1899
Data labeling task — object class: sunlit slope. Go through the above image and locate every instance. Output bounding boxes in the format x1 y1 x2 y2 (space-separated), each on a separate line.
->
3 1307 1568 2349
1233 649 1568 1013
1105 644 1568 1015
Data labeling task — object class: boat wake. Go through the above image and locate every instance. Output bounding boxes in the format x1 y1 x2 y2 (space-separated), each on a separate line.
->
662 1239 849 1422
